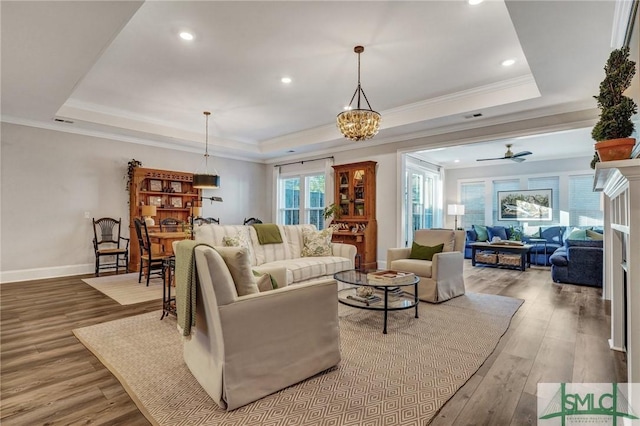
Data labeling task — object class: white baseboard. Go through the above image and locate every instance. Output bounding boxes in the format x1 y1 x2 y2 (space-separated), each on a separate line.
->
608 338 626 352
1 263 94 283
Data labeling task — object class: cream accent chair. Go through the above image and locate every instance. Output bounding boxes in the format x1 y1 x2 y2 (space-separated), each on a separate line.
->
187 245 341 411
387 229 465 303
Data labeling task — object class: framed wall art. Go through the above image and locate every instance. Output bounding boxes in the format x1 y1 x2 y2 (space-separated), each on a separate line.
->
498 189 552 221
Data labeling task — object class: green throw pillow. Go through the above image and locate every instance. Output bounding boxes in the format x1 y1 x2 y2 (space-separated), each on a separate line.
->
586 229 604 240
409 242 444 261
474 225 489 242
567 228 587 240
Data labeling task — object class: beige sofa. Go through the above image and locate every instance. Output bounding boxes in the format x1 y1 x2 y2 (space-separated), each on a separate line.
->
387 229 465 303
194 224 357 286
187 245 341 410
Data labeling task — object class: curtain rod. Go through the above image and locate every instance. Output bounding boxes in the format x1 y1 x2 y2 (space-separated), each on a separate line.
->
623 0 638 48
274 156 334 168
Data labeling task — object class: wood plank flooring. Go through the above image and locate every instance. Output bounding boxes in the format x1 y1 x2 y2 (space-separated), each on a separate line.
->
0 263 626 425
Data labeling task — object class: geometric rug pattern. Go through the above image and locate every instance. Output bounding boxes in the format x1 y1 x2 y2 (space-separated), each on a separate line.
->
73 292 523 425
81 272 164 305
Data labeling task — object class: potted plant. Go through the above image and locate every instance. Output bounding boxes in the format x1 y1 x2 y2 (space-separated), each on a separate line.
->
591 47 637 167
323 203 341 229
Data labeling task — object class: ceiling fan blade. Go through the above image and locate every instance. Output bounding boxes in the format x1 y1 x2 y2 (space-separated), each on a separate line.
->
476 157 505 161
512 151 532 157
510 157 526 163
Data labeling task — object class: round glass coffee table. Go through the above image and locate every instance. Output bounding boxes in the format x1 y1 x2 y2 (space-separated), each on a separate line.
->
334 270 419 334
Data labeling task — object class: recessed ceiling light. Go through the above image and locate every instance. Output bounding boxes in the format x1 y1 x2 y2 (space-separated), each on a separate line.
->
179 32 194 41
454 159 460 163
501 59 516 67
281 77 292 84
343 106 352 111
468 0 484 5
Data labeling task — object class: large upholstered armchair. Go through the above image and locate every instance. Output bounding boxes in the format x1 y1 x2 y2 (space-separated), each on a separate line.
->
387 229 465 303
185 245 341 411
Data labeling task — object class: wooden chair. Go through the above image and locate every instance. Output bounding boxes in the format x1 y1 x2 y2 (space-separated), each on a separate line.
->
160 217 185 232
134 218 172 286
243 217 262 225
92 217 129 277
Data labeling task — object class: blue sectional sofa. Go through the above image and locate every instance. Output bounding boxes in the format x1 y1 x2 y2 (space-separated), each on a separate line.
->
465 225 603 267
549 239 603 287
465 225 566 265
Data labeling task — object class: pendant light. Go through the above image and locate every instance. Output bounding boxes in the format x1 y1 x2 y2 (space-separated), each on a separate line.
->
193 111 220 189
336 46 381 141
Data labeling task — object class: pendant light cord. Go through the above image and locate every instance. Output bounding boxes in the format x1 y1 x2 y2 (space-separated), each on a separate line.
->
204 111 211 171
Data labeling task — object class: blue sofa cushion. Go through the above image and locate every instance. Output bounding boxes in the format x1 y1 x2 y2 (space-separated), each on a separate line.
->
540 226 565 244
466 229 477 242
487 226 508 241
530 242 561 253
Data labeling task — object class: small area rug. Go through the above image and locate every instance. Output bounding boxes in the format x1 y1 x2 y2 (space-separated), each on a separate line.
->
73 292 523 425
81 273 163 305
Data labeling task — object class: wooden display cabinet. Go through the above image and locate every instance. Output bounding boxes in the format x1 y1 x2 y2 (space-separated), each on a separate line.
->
331 161 377 270
128 167 202 271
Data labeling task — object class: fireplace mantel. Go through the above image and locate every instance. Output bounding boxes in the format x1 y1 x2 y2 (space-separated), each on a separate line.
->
594 158 640 387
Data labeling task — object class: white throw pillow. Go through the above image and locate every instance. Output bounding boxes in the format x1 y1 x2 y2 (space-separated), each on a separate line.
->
214 247 259 296
301 228 333 257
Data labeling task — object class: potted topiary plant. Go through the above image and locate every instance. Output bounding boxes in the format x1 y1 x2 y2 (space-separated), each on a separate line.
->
591 47 637 167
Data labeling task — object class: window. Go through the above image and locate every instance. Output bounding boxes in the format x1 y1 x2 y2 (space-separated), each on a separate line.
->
568 175 603 226
492 179 519 225
278 173 326 229
527 176 560 225
460 181 485 228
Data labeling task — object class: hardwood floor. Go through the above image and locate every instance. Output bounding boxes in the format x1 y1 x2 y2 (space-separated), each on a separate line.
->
0 264 626 425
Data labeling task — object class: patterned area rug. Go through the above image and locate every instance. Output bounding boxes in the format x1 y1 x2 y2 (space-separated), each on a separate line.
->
82 273 164 305
73 293 522 425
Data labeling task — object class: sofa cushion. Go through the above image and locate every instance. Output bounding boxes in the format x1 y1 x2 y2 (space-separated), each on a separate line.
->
196 225 257 266
473 225 489 242
389 258 432 278
252 270 278 291
249 225 291 265
282 225 315 258
540 226 565 244
215 247 260 296
487 226 508 241
409 242 444 261
566 227 588 240
466 229 477 242
301 227 333 257
586 229 604 240
262 258 327 283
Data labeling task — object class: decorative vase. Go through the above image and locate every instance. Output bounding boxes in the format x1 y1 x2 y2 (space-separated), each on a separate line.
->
595 138 636 162
356 286 374 297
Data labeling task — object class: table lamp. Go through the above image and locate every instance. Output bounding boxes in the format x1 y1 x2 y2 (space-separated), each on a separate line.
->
141 205 157 227
447 204 465 230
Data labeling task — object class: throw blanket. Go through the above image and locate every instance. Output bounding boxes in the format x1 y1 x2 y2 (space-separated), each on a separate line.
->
175 240 214 337
252 223 283 244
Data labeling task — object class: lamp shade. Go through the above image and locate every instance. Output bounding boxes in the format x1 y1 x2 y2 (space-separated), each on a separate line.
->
447 204 465 216
193 173 220 189
141 205 157 217
192 206 202 217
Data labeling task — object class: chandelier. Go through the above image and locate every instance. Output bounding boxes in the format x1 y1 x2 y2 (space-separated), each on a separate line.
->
193 111 220 189
336 46 381 141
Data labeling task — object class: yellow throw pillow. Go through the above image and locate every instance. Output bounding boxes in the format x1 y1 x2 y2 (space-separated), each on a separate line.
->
586 229 604 240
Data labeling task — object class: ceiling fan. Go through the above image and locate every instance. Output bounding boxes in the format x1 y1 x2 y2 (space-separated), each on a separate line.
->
476 144 532 163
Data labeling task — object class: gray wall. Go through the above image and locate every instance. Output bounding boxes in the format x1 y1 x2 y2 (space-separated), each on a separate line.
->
0 123 269 281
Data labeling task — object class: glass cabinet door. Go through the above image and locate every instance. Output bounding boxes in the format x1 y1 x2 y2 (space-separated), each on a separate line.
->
353 168 365 217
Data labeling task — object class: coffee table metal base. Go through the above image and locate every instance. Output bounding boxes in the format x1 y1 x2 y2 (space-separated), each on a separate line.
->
334 270 419 334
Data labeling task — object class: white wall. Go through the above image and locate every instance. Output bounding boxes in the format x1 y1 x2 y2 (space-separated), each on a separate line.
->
0 123 269 282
